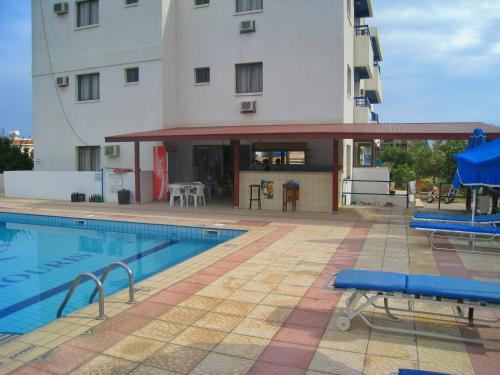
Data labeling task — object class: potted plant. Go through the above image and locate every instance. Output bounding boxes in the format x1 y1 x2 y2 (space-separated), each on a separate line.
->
89 194 104 202
117 189 130 205
71 192 86 202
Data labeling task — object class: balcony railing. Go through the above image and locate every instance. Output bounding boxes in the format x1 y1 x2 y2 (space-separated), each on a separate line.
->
354 96 371 108
354 25 371 37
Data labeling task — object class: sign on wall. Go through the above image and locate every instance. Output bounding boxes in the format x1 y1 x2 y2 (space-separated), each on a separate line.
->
153 146 168 201
261 180 274 199
109 173 123 193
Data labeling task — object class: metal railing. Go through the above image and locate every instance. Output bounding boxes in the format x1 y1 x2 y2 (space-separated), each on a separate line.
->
57 262 136 320
89 261 136 305
354 25 370 37
342 179 409 208
57 273 105 320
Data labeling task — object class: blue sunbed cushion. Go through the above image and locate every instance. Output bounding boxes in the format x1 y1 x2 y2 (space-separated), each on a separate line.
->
407 274 500 304
399 369 450 375
334 270 407 292
414 212 500 223
409 221 500 234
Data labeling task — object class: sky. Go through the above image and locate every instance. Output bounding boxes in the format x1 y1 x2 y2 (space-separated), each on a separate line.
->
0 1 499 138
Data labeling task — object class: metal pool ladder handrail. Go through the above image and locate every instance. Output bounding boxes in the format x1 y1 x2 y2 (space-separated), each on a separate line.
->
89 261 136 305
57 272 105 320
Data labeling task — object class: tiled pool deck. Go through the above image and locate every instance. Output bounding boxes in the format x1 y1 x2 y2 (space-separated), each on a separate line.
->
0 198 499 375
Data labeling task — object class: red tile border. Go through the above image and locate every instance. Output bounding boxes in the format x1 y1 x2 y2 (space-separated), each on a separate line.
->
258 341 317 369
249 361 306 375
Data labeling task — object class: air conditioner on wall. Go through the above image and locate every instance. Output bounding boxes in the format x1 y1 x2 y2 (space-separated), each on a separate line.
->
240 20 256 33
53 2 69 15
240 100 257 113
105 145 120 157
56 76 69 87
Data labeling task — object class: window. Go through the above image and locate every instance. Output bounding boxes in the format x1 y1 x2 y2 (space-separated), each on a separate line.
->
125 67 139 83
195 67 210 84
355 142 375 167
77 146 100 171
125 0 138 5
77 73 99 101
347 65 352 98
77 0 99 28
236 0 263 13
236 63 263 94
195 0 209 6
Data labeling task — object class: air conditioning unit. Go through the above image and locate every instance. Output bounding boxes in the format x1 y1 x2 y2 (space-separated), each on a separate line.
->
105 145 120 157
56 76 69 87
240 100 256 113
53 2 69 15
240 20 256 34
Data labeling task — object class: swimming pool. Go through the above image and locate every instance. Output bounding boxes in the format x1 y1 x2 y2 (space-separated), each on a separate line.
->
0 212 243 335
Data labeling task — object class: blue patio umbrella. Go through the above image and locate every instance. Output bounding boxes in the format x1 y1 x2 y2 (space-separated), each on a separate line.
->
452 128 487 189
454 137 500 224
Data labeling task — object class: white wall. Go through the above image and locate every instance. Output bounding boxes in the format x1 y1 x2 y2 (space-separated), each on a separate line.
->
4 170 153 203
351 167 407 207
0 174 4 194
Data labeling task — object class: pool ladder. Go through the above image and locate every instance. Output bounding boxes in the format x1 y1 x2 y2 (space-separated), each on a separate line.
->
56 261 136 320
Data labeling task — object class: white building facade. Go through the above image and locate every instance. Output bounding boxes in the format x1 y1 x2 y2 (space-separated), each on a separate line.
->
32 0 383 210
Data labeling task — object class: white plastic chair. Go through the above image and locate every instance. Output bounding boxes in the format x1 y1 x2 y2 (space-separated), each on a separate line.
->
169 184 185 207
188 184 206 208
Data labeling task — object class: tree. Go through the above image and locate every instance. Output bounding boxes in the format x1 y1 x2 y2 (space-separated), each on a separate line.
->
0 137 33 173
378 145 415 187
411 141 445 182
435 140 467 182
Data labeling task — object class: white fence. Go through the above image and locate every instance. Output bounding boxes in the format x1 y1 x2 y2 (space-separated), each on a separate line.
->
4 170 153 203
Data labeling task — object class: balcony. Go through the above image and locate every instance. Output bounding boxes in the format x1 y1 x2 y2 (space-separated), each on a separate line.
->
354 0 373 18
353 96 372 123
365 62 383 104
371 111 379 123
369 26 383 62
354 25 374 79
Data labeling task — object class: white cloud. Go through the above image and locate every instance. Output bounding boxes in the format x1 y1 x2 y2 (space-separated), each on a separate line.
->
375 0 500 77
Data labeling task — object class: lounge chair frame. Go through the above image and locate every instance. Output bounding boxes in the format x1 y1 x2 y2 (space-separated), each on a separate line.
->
324 274 500 346
419 227 500 254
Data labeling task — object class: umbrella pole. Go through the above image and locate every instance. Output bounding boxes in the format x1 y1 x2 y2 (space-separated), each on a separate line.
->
470 188 477 250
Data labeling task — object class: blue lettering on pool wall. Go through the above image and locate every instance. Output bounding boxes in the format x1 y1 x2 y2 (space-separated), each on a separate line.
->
0 253 92 289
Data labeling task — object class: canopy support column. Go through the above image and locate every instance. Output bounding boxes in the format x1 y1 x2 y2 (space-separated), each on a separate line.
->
332 139 339 212
232 140 240 208
134 142 141 203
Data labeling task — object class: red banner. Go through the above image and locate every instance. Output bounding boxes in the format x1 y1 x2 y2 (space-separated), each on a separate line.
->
153 146 168 201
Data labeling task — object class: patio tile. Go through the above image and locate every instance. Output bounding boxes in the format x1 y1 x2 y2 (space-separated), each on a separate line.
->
249 362 306 375
193 312 243 332
227 290 267 304
319 330 369 354
259 340 316 369
129 364 181 375
233 318 281 339
29 344 96 375
214 333 270 360
273 324 324 347
272 284 309 297
69 354 137 375
8 365 53 375
143 343 207 374
185 273 219 285
133 320 188 342
195 285 235 299
200 266 230 277
363 355 417 375
286 309 331 329
251 272 287 284
171 326 227 351
240 280 275 293
308 347 365 375
248 305 293 323
178 295 223 311
297 297 339 312
190 352 254 375
367 334 417 360
158 306 207 325
212 276 248 289
260 294 302 308
149 290 189 305
212 300 256 317
168 281 204 295
104 336 164 363
99 312 151 334
127 300 172 319
65 328 127 353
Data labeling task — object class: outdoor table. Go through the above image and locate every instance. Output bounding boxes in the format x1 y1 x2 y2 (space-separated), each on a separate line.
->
170 183 201 207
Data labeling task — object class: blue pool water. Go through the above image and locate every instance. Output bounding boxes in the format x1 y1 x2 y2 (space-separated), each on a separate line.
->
0 213 243 334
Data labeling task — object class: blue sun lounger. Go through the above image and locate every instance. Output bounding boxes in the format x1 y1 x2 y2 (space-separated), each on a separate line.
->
393 370 450 375
409 221 500 252
325 269 500 345
413 212 500 225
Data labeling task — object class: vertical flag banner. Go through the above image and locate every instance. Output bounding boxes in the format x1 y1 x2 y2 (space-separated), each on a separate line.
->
153 146 168 200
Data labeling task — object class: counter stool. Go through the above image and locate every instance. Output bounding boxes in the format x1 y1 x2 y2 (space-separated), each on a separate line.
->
249 184 261 209
282 183 299 212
